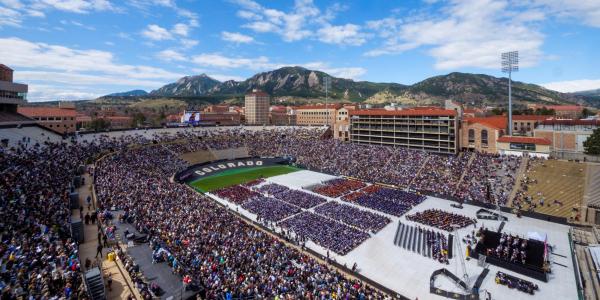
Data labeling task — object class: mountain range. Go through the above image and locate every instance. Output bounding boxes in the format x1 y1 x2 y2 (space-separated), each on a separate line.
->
102 66 599 108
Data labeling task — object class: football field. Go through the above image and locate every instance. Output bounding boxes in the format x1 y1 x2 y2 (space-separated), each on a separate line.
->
189 165 300 192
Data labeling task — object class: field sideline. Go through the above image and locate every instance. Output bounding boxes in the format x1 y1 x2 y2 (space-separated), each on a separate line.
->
189 165 300 192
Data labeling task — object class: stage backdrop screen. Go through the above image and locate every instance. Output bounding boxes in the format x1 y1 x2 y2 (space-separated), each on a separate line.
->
182 111 201 125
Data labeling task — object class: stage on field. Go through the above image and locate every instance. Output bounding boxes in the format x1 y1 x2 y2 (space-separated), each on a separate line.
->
197 169 577 300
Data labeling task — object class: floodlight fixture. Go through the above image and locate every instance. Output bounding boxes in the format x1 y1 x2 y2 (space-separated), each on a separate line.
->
501 51 519 136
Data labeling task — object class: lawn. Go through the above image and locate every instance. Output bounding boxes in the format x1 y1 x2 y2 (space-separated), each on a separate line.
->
190 165 300 192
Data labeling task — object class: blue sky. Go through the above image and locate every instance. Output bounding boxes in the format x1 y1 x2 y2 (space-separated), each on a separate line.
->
0 0 599 101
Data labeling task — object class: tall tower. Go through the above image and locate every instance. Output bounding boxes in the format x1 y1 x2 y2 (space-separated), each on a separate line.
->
245 89 270 125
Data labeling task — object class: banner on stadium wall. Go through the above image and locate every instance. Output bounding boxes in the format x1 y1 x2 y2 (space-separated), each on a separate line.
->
175 157 289 183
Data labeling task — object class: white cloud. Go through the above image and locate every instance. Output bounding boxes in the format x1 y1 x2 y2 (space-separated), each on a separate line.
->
317 24 366 46
301 61 366 79
534 0 600 28
221 31 255 44
365 0 544 70
0 37 182 100
33 0 116 14
26 84 102 101
190 53 366 80
180 38 198 49
232 0 359 43
172 23 189 36
192 53 273 69
141 24 172 40
0 5 22 27
60 19 95 30
542 79 600 93
207 74 245 82
156 49 186 62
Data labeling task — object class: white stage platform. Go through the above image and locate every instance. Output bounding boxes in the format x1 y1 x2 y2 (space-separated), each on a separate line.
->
203 170 578 300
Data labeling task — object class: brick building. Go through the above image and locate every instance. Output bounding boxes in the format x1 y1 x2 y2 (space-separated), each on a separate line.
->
461 116 507 154
295 103 342 126
18 106 77 134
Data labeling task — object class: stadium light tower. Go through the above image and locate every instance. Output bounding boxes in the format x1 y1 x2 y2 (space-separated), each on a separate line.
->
501 51 519 136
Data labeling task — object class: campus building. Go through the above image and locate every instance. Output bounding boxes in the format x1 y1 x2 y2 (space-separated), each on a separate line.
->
534 119 600 155
244 90 270 125
496 136 552 157
0 64 28 115
527 104 584 119
461 116 507 154
512 115 551 136
333 106 356 141
18 105 77 134
349 108 459 154
295 103 342 126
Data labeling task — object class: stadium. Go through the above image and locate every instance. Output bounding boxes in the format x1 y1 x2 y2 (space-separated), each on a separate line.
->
3 120 599 300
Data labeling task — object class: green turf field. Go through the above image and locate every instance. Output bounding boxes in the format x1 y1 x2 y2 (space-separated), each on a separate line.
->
189 165 300 192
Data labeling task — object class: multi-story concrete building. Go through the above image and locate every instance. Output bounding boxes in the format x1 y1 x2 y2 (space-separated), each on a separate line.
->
244 90 270 125
349 108 459 154
295 103 342 126
534 119 600 154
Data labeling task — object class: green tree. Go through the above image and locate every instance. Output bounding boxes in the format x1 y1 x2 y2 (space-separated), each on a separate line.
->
582 108 593 118
90 118 110 131
131 112 146 127
584 128 600 155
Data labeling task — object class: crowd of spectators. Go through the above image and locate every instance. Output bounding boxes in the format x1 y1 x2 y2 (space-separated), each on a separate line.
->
256 183 291 197
0 140 110 299
311 179 367 198
213 185 261 205
426 229 449 264
94 144 386 298
275 189 327 209
454 153 521 205
241 197 301 222
279 212 370 255
352 187 426 217
314 202 391 233
0 124 536 299
406 209 475 231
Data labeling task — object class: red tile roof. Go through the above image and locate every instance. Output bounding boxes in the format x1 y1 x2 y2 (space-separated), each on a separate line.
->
540 119 600 126
464 116 507 130
512 115 551 121
18 107 77 117
497 136 552 145
350 108 457 117
538 105 583 111
296 103 343 110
